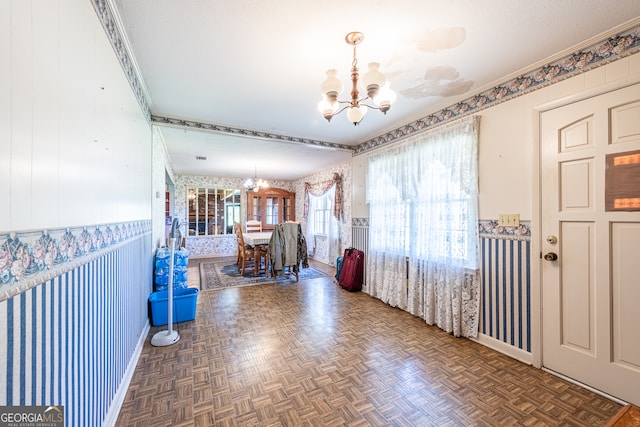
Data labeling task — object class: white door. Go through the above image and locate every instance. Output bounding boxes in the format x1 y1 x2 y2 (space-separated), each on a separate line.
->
541 83 640 405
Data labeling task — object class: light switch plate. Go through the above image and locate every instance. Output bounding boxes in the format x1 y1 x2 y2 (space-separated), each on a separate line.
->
498 213 520 227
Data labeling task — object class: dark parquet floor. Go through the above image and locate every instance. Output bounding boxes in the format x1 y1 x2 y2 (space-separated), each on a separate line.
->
116 258 621 426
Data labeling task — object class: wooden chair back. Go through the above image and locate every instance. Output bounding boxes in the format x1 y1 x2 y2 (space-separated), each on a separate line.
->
234 222 245 247
246 220 262 232
234 222 268 276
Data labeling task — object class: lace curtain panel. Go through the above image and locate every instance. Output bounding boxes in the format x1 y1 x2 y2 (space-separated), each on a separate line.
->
304 173 343 264
366 116 480 337
305 184 340 262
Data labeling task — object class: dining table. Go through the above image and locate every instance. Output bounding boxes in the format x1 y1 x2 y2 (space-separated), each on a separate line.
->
243 231 272 276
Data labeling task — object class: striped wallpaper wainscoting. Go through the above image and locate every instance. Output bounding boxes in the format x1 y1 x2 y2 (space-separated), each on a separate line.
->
479 221 532 353
0 224 152 427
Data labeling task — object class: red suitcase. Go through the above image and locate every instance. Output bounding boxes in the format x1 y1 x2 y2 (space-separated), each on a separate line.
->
338 248 364 292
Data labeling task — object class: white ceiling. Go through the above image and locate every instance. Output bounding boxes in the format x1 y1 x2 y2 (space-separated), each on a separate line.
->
112 0 640 181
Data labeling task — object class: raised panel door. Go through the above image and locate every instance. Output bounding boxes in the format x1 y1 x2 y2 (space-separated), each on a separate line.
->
541 83 640 405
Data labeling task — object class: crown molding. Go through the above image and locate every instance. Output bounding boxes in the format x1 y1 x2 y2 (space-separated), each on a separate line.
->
92 0 152 121
150 115 354 152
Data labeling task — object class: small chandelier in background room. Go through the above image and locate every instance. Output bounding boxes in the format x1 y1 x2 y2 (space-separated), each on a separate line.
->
318 31 396 125
244 165 269 192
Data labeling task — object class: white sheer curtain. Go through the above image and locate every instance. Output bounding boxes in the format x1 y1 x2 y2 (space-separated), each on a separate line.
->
366 116 480 337
306 193 321 255
304 173 343 265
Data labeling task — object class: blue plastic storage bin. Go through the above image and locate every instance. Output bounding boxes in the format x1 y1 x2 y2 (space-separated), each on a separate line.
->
149 287 199 326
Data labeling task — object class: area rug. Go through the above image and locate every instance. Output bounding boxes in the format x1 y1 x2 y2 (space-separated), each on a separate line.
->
199 257 329 290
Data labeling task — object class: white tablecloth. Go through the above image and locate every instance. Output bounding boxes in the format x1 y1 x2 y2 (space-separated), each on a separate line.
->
243 231 272 246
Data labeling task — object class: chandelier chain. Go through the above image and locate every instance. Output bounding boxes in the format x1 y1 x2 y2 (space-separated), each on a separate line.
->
352 44 358 69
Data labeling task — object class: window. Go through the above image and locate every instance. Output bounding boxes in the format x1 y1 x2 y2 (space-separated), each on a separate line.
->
313 196 332 235
304 181 340 263
411 164 475 264
366 116 480 337
367 121 479 269
187 188 240 236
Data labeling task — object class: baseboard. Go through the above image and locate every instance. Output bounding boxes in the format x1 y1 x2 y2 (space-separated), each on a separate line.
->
541 367 629 406
103 320 151 427
470 333 533 365
189 253 235 259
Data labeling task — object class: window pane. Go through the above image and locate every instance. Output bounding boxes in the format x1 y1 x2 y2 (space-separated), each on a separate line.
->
207 191 217 235
251 196 261 221
266 197 279 225
187 187 241 236
196 188 206 235
225 189 241 235
187 189 197 235
312 194 332 235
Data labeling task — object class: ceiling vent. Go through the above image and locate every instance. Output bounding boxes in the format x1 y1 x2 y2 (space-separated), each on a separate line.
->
195 155 207 161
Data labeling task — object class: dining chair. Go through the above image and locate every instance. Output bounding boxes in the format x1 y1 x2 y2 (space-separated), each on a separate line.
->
246 220 262 232
234 222 267 275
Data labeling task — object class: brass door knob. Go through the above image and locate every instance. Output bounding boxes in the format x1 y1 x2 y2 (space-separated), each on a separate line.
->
544 252 558 261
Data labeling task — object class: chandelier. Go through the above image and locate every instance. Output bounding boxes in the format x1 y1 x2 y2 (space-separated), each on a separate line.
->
318 31 396 125
243 166 269 192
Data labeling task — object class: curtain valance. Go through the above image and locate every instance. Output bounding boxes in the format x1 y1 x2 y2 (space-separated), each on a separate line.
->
304 172 342 221
367 115 480 203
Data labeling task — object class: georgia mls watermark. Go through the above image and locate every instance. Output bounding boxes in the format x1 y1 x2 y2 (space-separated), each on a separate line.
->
0 406 64 427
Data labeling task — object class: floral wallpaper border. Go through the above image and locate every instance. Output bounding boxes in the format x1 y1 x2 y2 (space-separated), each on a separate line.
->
151 115 353 152
479 220 531 241
0 220 152 302
352 218 531 241
352 217 369 227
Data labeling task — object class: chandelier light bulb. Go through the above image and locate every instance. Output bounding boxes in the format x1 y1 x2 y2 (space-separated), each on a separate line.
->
317 95 340 121
347 105 368 125
361 62 386 98
373 82 397 114
320 69 344 98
